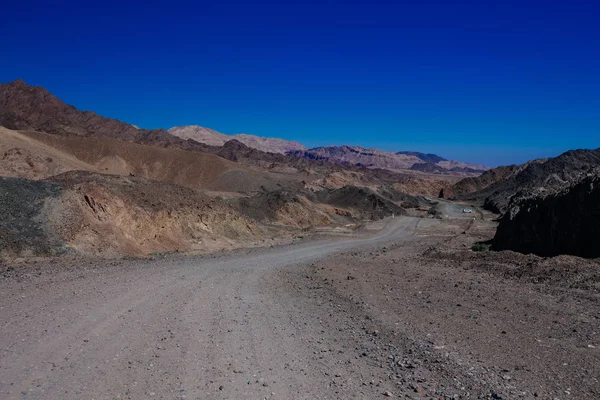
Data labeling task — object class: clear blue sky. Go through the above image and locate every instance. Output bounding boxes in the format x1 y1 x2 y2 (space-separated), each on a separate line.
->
1 1 599 166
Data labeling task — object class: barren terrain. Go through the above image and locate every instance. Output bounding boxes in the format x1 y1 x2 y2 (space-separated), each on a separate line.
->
1 78 599 400
1 213 598 399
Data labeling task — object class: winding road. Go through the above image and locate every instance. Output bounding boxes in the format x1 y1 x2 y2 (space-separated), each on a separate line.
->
0 217 427 399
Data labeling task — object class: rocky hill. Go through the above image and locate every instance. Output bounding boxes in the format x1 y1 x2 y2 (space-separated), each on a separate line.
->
492 170 600 258
450 164 524 199
453 149 600 213
0 79 154 140
0 171 275 257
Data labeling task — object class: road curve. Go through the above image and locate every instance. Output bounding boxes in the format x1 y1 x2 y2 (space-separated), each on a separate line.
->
0 217 426 399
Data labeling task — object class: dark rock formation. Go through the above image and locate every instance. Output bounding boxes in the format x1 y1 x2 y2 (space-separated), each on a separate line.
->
0 176 65 255
315 186 406 219
492 172 600 258
453 149 600 213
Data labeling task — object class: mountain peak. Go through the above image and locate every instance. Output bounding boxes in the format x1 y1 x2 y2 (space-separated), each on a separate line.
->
0 80 159 140
11 78 27 87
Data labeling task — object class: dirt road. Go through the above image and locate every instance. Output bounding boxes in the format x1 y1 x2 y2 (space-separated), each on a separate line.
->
0 217 419 399
1 216 598 399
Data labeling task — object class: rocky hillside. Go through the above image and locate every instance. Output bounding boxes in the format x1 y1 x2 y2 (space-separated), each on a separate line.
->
453 149 600 213
288 145 487 175
314 186 407 220
492 171 600 258
0 172 267 257
450 164 524 199
0 168 416 257
169 125 306 154
0 80 154 140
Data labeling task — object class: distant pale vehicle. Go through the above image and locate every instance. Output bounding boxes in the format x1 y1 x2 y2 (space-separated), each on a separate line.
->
462 208 473 213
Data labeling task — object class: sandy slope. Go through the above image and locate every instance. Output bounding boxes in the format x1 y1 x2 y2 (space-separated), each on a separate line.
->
0 127 98 179
0 127 294 192
20 130 251 189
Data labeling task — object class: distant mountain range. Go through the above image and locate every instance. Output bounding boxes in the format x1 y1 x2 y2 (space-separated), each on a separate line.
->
171 128 487 174
0 79 486 175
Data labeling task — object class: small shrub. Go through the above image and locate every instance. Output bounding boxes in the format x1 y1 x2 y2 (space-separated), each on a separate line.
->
471 243 491 252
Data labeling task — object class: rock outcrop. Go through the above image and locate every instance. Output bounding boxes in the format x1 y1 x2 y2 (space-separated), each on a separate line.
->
492 171 600 258
453 149 600 213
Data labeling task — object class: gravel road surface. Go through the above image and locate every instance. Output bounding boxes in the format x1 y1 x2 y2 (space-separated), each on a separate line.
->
0 217 422 399
2 215 598 399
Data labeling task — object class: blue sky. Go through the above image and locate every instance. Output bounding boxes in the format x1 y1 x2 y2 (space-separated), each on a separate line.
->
1 0 599 166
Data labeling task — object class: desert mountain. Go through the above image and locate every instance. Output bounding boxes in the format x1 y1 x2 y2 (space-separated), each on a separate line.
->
453 148 600 213
0 79 155 140
0 171 268 257
169 125 306 154
287 145 487 175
